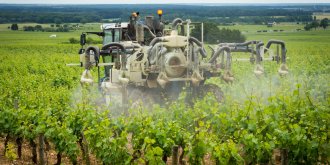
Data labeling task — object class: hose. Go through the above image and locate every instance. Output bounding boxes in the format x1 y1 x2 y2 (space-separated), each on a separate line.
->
147 37 166 61
264 40 286 50
209 46 233 83
230 48 256 54
208 46 231 64
142 24 156 38
102 42 125 51
149 37 164 47
208 45 215 57
101 42 127 70
236 40 260 46
218 40 260 47
264 40 287 63
172 18 183 30
188 37 207 58
148 42 167 65
85 46 100 69
256 42 264 64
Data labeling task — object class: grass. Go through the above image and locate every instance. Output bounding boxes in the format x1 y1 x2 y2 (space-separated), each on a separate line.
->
0 23 103 45
219 23 305 34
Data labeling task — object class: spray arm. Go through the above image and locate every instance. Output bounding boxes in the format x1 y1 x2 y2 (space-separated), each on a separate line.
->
208 46 231 64
264 40 287 64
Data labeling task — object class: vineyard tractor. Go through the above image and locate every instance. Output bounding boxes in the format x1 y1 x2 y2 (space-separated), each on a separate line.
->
67 10 288 108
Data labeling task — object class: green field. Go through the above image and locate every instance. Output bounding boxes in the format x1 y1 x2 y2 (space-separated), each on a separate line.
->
0 23 329 164
0 23 103 45
219 23 304 34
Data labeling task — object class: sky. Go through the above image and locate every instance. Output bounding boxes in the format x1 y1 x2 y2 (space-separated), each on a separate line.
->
0 0 329 4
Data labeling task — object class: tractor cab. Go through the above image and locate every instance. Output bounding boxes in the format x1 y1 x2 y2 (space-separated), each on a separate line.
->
101 22 131 44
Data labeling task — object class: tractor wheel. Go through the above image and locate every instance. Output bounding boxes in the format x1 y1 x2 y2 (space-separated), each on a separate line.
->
198 84 224 102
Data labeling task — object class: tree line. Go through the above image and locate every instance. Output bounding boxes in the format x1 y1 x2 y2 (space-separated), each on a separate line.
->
10 24 71 32
0 4 317 24
191 22 246 44
304 17 329 31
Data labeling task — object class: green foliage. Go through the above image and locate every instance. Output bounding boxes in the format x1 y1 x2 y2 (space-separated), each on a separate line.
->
23 25 70 32
34 25 43 31
191 22 245 44
5 142 18 161
142 137 165 164
304 23 313 31
10 23 18 30
86 37 102 44
311 20 320 30
218 28 246 43
23 26 35 31
320 18 329 29
69 37 79 44
304 20 320 31
84 115 131 164
212 140 244 164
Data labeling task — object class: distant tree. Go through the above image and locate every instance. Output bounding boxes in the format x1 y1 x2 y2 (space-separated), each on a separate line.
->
304 23 312 31
191 22 220 44
55 24 60 28
56 27 69 32
320 18 329 29
69 37 79 44
50 24 55 28
191 22 245 44
11 24 18 30
218 28 246 43
311 20 319 30
35 25 43 31
23 26 35 31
